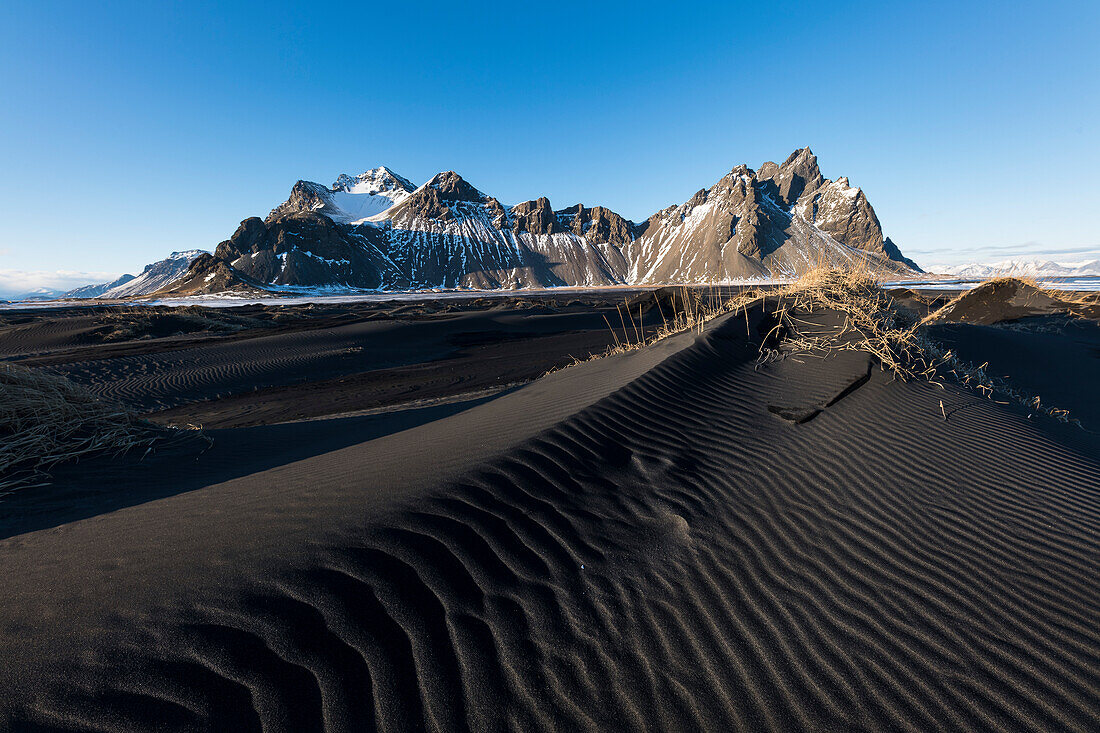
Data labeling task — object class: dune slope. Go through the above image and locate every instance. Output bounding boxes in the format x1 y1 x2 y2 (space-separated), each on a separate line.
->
1 308 1097 732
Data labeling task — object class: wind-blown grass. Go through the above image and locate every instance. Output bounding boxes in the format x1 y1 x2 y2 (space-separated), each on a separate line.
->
0 362 165 494
566 266 1082 423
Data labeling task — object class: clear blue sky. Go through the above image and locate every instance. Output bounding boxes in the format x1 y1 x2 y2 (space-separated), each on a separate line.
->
1 1 1097 294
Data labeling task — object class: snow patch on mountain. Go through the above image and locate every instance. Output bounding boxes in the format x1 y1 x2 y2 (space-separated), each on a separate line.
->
63 273 137 299
89 250 208 298
6 287 64 302
327 167 417 224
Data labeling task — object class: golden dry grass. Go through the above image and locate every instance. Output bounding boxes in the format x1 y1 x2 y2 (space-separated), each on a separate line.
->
0 363 165 493
555 265 1081 423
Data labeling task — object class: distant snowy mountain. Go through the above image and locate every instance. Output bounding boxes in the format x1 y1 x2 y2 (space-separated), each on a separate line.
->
936 258 1100 279
7 287 64 302
64 251 208 299
104 250 208 297
154 148 919 296
64 273 137 299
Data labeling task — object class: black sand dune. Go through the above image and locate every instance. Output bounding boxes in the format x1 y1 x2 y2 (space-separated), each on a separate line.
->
928 316 1100 429
2 300 1098 731
926 279 1093 325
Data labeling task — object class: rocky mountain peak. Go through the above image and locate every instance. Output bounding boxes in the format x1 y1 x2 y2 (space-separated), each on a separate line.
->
511 197 559 235
170 148 919 297
783 146 818 168
424 171 483 202
333 174 358 191
729 163 755 179
559 205 636 245
266 181 331 223
383 171 486 224
686 188 710 208
761 146 825 205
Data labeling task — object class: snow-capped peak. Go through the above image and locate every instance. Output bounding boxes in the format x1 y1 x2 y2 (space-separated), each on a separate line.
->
320 166 417 224
163 250 207 261
830 177 861 199
333 166 416 196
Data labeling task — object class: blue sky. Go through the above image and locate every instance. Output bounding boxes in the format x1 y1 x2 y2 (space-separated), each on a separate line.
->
1 1 1097 294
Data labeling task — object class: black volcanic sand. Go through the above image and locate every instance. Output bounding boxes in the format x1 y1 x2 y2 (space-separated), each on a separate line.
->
1 297 1099 732
928 280 1079 325
928 316 1100 429
0 293 677 427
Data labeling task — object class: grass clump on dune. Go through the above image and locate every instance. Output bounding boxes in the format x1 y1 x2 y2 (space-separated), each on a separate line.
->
757 265 940 380
600 262 933 377
0 363 164 493
757 269 1078 421
582 264 1081 423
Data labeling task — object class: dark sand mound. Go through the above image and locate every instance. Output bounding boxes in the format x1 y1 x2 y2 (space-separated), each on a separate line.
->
928 316 1100 429
884 287 931 319
625 286 690 318
2 301 1098 731
0 306 275 359
928 279 1075 325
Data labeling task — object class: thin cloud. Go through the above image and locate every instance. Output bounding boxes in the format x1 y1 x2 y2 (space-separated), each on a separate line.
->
908 242 1098 256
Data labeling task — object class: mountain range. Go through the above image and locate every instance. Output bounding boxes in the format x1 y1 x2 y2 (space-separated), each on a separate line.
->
935 258 1100 279
60 148 921 300
62 251 206 299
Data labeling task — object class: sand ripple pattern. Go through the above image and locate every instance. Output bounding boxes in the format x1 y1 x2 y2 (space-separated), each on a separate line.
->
42 322 444 412
21 320 1100 731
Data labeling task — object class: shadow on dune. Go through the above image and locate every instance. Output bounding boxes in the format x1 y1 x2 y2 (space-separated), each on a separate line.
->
0 393 508 540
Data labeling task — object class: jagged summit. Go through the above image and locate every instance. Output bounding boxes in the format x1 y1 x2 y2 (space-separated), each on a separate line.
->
267 167 416 225
332 166 416 196
157 148 920 296
757 146 825 206
421 171 484 202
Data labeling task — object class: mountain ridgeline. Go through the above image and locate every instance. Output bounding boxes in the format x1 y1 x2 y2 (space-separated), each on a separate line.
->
161 148 920 296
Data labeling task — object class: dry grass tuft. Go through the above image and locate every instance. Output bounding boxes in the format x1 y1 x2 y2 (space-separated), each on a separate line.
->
0 363 167 494
755 264 937 379
763 267 1081 422
96 305 268 342
557 263 1083 424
